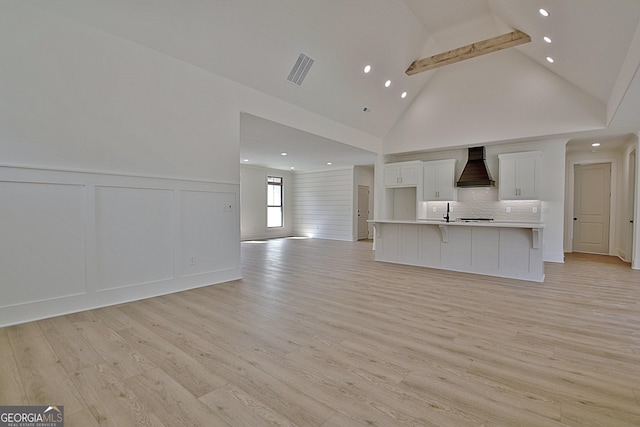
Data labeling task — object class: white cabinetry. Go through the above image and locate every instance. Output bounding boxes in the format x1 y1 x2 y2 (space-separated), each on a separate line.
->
384 161 421 187
498 151 542 200
371 221 545 282
423 159 457 201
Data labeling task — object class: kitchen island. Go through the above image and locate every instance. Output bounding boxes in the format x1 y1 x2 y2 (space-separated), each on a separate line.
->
369 220 545 282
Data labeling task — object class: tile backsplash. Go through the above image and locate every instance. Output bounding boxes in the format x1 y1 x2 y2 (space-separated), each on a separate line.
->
421 187 542 222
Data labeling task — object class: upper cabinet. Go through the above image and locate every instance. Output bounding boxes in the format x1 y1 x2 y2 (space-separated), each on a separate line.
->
498 151 542 200
384 161 421 187
423 159 457 201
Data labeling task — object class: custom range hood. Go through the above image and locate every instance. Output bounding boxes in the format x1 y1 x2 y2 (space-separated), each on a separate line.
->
456 146 495 187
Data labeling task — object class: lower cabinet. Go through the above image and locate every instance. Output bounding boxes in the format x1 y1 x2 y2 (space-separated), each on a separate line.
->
441 227 500 274
377 223 420 264
374 222 544 282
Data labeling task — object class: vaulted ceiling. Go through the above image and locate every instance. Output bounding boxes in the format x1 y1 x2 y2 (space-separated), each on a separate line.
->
30 0 640 171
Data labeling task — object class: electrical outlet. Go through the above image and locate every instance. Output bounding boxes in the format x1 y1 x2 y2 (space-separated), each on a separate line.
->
432 207 437 213
532 206 538 214
506 206 511 214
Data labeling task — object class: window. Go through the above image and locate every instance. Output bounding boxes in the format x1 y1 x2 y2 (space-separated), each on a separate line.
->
267 176 283 228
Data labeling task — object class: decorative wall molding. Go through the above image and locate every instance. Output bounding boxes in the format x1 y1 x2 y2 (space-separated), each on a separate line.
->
0 166 241 327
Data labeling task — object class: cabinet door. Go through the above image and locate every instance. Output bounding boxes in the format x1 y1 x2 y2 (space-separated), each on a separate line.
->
435 163 456 200
423 161 456 201
516 157 538 198
385 163 420 187
499 158 518 199
400 164 419 186
384 164 401 187
423 165 437 199
498 152 541 200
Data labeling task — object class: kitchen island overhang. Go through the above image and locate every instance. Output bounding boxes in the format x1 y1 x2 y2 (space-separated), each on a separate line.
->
368 220 545 282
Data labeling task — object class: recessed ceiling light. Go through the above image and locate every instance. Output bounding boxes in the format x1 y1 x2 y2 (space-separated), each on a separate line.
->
243 159 249 162
327 162 332 165
364 65 371 73
281 152 287 156
290 166 295 170
539 8 549 17
592 142 601 147
401 91 407 99
546 56 554 63
543 36 552 43
384 80 391 88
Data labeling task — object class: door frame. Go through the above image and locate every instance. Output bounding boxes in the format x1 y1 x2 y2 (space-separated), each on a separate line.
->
628 149 636 264
572 162 612 254
631 143 640 269
357 185 370 240
566 157 618 254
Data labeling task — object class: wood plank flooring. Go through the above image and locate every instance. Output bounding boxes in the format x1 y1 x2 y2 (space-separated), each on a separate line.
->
2 238 640 426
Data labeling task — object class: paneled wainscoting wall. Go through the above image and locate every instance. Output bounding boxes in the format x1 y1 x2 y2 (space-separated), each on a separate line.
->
0 165 240 327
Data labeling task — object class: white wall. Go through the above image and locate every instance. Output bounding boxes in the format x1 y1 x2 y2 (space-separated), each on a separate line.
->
384 51 604 154
0 4 382 325
618 139 638 262
241 165 372 241
0 3 239 182
240 166 293 240
293 168 355 241
634 134 640 269
0 4 381 180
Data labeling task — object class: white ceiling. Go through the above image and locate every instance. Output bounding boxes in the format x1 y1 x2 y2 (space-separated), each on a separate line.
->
240 113 377 172
31 0 640 171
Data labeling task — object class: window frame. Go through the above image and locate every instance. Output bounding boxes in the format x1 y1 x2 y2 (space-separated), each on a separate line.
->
266 176 283 228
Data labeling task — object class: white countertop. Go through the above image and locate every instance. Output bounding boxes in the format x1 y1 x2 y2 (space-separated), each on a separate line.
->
368 219 545 229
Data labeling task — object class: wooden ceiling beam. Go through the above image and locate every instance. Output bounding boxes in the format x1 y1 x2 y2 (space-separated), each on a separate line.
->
406 29 531 75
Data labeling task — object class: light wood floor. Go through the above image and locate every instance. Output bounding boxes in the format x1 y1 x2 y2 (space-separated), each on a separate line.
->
2 238 640 426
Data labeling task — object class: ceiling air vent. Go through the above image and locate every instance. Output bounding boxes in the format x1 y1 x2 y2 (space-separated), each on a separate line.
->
287 53 314 86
